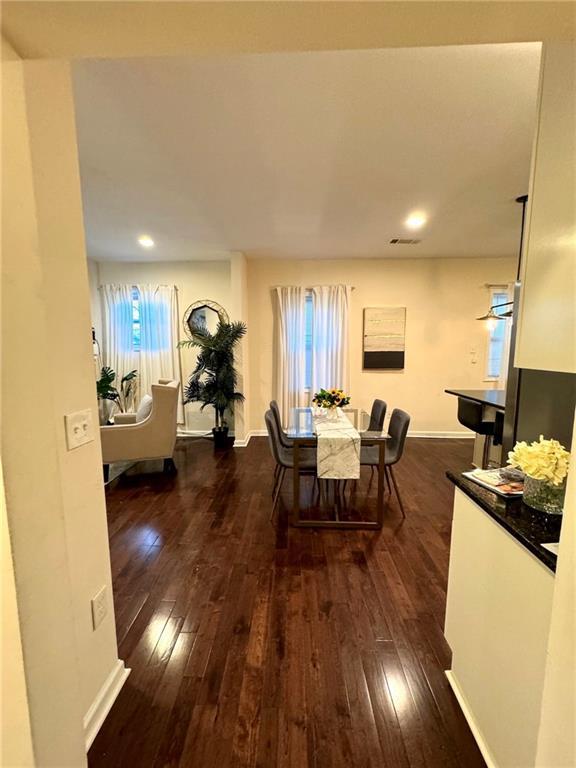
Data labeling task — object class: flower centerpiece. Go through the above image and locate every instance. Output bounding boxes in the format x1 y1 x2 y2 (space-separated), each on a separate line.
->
312 388 351 415
507 435 570 515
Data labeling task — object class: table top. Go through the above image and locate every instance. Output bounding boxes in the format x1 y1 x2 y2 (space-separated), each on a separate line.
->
286 406 389 440
445 388 506 410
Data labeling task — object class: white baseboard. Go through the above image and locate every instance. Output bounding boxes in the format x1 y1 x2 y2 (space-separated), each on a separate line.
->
408 430 475 439
445 670 498 768
83 659 130 751
177 428 211 437
177 429 252 447
179 429 474 447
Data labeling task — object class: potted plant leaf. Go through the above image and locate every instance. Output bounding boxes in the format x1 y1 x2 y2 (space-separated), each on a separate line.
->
179 320 246 449
96 366 138 424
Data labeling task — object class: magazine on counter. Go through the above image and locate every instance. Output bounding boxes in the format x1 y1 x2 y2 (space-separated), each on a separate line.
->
462 468 524 497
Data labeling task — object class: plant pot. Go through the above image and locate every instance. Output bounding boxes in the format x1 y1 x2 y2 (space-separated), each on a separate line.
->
212 426 231 450
523 475 566 515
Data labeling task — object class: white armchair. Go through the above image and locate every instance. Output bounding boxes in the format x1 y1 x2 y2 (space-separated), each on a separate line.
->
101 379 180 480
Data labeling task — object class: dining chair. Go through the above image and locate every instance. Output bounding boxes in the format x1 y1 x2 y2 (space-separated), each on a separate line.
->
269 400 316 487
270 400 292 449
367 399 387 432
265 410 317 519
360 408 410 517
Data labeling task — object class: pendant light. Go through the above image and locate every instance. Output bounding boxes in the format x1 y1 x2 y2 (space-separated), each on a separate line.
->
476 195 527 327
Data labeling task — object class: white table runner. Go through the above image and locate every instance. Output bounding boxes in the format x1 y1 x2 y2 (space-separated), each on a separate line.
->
313 408 361 480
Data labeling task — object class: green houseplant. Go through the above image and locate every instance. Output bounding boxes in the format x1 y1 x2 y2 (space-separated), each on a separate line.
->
179 321 246 449
96 366 138 423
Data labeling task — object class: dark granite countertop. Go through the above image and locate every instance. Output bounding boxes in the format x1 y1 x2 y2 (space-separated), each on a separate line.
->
447 470 562 573
445 388 506 410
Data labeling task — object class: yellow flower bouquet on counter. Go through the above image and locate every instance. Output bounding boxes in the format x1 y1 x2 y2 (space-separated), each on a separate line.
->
508 435 570 515
312 388 351 409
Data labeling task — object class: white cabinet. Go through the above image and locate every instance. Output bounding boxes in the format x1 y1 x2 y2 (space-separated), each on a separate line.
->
515 42 576 374
445 489 554 767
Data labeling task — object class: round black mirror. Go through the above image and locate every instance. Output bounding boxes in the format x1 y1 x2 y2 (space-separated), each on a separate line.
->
183 300 229 340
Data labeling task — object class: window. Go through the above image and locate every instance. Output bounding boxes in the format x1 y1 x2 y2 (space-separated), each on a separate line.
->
131 286 141 352
304 291 313 390
486 288 510 379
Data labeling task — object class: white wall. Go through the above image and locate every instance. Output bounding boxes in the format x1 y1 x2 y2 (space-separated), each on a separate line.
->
229 253 250 442
87 258 102 344
535 410 576 768
94 258 233 432
2 47 124 764
247 256 516 434
1 467 35 768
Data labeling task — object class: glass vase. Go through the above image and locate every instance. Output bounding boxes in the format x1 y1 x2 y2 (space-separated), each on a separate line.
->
324 406 338 421
523 475 566 515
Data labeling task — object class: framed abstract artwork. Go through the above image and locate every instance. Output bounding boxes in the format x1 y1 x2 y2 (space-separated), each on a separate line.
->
363 307 406 369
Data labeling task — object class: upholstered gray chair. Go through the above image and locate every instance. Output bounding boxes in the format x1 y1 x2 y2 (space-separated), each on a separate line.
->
361 408 410 517
367 399 387 432
269 400 292 449
265 410 316 518
269 400 316 459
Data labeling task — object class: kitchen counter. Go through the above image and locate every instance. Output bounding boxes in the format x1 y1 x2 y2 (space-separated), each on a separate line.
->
447 470 561 572
445 388 506 410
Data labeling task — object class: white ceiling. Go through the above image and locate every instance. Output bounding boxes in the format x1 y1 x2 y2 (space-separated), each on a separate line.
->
72 43 541 262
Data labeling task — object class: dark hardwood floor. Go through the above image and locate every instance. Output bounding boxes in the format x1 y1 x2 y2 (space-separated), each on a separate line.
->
89 436 485 768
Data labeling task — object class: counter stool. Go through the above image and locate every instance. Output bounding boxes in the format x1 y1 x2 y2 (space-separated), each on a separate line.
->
457 398 495 468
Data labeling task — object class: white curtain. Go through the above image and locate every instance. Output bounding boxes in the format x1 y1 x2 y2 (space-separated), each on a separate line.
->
100 284 136 382
275 286 307 424
311 285 351 396
138 285 183 422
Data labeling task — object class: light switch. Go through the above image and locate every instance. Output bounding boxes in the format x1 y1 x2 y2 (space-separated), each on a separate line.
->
91 585 108 630
64 409 94 450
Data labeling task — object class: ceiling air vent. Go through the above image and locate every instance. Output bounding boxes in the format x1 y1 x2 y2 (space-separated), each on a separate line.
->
389 238 421 245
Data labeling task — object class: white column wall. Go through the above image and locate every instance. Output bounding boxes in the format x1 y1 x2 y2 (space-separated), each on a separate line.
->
2 46 124 764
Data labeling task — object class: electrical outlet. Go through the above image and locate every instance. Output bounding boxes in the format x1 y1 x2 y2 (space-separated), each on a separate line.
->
91 586 108 630
65 409 94 451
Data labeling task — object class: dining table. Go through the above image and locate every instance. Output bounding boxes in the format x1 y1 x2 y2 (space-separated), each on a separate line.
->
286 406 389 529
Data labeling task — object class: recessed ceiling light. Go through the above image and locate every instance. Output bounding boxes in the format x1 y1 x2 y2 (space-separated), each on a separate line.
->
138 234 155 248
404 212 427 230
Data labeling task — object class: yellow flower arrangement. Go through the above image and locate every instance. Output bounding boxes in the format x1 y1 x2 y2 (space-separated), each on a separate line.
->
508 435 570 486
312 388 351 409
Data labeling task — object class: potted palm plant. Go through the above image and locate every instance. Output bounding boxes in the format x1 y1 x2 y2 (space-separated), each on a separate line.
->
179 321 246 449
96 366 138 424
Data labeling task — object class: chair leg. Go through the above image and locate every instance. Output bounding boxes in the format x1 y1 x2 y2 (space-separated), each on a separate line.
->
313 475 320 503
271 466 286 521
163 458 177 473
388 466 406 518
482 435 493 469
383 465 392 493
272 463 281 498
